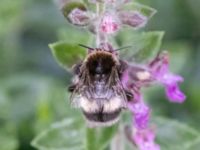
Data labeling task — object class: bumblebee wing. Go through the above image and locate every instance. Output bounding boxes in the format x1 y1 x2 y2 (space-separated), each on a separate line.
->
69 69 90 108
109 67 128 108
70 92 82 108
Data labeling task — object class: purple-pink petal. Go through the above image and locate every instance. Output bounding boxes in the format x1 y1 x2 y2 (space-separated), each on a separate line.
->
128 101 150 129
133 128 160 150
166 83 186 103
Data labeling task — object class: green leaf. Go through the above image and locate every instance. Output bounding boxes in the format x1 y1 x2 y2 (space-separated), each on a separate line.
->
0 124 18 150
49 41 87 70
118 30 164 63
31 118 85 150
163 41 191 72
85 125 118 150
32 118 118 150
57 27 91 43
122 2 157 19
186 138 200 150
153 117 200 150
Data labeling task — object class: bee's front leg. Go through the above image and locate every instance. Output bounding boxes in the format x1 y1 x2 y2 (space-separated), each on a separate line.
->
72 62 82 75
125 90 133 101
68 84 77 92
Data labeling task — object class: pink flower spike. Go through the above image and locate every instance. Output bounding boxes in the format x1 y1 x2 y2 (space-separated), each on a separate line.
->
99 13 120 34
149 51 186 103
133 128 160 150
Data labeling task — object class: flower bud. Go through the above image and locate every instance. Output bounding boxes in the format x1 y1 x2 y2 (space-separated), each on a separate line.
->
68 8 90 26
99 13 120 34
119 11 147 28
59 0 90 26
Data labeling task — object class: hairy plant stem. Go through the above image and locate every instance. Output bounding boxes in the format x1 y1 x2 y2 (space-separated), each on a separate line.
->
111 124 125 150
95 2 107 47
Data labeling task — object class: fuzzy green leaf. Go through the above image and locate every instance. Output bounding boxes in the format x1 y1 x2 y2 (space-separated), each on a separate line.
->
49 41 87 70
31 118 85 150
122 2 157 19
85 125 118 150
186 138 200 150
153 117 200 150
0 124 18 150
32 118 118 150
118 30 164 63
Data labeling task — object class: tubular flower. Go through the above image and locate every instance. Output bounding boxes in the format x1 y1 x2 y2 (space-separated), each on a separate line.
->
149 51 186 103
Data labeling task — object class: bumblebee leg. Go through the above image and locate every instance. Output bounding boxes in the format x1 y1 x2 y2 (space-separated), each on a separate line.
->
125 90 133 101
68 84 76 92
72 62 82 75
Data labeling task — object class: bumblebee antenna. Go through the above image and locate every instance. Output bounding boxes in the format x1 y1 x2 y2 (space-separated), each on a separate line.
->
78 44 94 50
114 46 132 51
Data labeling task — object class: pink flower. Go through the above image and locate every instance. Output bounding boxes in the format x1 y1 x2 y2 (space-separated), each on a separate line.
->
129 102 150 129
99 13 120 34
149 52 186 103
133 128 160 150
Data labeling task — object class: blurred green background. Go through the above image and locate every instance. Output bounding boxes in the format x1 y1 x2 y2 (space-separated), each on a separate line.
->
0 0 200 150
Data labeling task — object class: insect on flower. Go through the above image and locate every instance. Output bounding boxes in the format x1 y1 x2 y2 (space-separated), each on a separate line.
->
68 44 133 127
